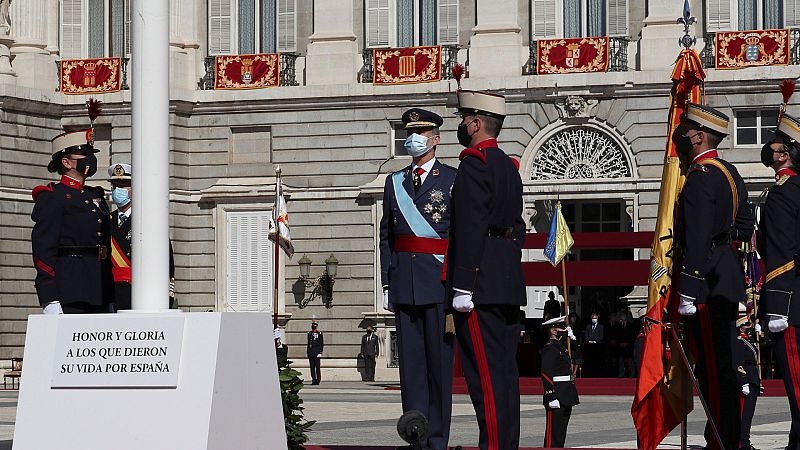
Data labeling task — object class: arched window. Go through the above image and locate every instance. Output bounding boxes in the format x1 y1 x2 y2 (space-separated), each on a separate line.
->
530 125 632 181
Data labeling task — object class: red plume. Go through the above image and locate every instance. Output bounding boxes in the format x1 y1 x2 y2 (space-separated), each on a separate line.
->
780 79 796 105
86 98 102 123
451 64 464 90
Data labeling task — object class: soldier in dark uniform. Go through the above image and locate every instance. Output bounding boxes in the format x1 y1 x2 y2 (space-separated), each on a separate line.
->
756 111 800 450
445 90 526 450
31 129 114 314
107 163 176 310
541 316 579 448
359 324 379 382
674 103 754 450
307 320 324 385
379 108 456 450
733 315 761 450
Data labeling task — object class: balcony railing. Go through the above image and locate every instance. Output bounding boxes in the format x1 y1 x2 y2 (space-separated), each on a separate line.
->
198 53 299 90
523 36 630 75
701 29 800 68
55 57 130 92
359 44 466 83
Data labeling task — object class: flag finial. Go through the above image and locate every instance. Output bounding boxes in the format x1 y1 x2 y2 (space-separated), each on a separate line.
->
676 0 697 49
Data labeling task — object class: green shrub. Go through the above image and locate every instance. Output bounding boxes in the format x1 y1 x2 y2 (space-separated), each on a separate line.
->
279 356 315 450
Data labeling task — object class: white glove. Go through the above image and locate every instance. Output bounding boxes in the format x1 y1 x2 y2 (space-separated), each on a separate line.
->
566 326 576 341
273 328 282 341
548 399 561 409
742 384 750 396
755 323 762 334
43 301 63 315
317 354 323 358
453 291 474 313
383 290 394 312
768 314 789 332
678 295 697 316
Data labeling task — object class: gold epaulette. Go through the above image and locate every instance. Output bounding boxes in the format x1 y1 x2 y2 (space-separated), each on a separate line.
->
777 175 791 186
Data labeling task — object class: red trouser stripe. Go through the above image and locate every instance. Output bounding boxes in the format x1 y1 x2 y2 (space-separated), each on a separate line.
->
698 305 722 429
468 311 499 450
33 258 54 277
545 409 552 447
786 328 800 410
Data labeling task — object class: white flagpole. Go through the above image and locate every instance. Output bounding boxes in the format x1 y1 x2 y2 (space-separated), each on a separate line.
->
273 165 281 328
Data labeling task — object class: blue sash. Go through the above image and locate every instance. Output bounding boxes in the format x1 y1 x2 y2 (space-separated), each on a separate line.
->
391 171 445 263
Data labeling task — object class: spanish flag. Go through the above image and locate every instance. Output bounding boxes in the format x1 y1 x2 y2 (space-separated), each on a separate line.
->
544 201 573 267
630 48 705 450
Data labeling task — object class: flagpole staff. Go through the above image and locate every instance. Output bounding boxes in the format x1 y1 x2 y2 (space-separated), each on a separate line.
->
273 165 281 330
561 259 571 356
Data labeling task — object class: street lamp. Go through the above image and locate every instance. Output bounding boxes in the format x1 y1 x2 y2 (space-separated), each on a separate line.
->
298 254 339 308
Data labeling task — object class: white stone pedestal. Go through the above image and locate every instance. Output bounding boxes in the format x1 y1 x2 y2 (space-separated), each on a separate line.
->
13 312 287 450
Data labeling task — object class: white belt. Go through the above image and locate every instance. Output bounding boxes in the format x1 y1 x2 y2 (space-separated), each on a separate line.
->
553 375 572 382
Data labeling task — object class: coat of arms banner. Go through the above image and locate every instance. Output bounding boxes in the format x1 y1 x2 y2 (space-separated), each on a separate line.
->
214 53 280 90
715 29 789 69
59 58 122 95
536 37 609 75
373 46 442 85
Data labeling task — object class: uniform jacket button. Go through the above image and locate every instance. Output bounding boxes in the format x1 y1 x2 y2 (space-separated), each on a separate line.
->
411 254 416 259
97 219 102 223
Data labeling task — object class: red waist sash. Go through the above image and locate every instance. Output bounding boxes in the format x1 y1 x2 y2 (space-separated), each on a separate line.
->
393 235 448 254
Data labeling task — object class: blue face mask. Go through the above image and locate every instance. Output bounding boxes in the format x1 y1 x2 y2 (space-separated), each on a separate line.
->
403 133 432 157
112 187 131 207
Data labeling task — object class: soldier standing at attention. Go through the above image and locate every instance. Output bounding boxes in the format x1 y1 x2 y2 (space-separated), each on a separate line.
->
674 103 754 450
31 129 114 314
379 108 456 450
107 163 176 310
541 316 579 448
445 90 526 450
733 315 761 450
757 109 800 450
359 324 379 382
307 319 324 385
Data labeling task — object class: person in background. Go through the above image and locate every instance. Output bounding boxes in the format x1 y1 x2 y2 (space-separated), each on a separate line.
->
307 320 324 385
733 316 761 450
544 291 562 321
541 316 579 448
583 313 604 377
275 328 288 367
359 324 379 382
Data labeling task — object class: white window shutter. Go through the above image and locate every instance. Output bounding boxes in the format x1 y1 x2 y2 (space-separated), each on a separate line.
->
531 0 557 39
607 0 628 36
209 0 234 55
706 0 732 31
786 0 800 26
277 0 296 52
366 0 390 47
226 211 273 313
60 0 83 58
438 0 458 45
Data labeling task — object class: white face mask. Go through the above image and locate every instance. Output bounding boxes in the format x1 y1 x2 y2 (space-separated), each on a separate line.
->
404 133 432 157
592 318 598 324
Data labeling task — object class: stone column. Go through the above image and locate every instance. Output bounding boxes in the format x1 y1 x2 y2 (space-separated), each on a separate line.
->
10 0 53 89
169 0 201 91
305 0 359 85
640 0 691 70
468 0 525 79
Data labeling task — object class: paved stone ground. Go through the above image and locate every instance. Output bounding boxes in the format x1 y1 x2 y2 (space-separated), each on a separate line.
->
0 383 792 449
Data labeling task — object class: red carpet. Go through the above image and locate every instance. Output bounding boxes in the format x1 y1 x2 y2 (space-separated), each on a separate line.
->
306 447 630 450
446 377 787 396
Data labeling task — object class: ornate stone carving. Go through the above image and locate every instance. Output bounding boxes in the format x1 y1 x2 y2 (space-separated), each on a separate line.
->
0 0 10 36
555 95 599 118
531 126 631 181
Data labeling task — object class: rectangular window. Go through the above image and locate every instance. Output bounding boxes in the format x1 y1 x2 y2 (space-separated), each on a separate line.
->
397 0 414 47
277 0 296 52
607 0 627 36
110 0 132 57
261 0 277 52
735 109 779 146
209 0 234 55
87 0 105 57
739 0 757 29
706 0 733 31
366 0 390 47
786 0 800 26
438 0 458 44
226 211 274 312
60 0 84 58
532 0 557 38
239 0 257 54
764 0 783 28
563 0 581 37
392 122 409 157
